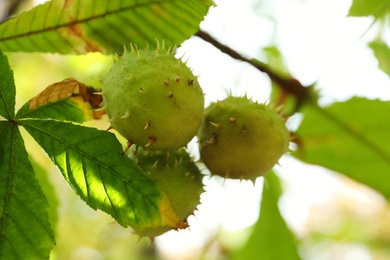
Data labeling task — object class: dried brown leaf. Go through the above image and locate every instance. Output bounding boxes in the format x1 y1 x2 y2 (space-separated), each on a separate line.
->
28 78 105 119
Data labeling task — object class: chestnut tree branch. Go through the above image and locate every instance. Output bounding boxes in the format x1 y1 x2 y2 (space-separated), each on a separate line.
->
195 30 313 109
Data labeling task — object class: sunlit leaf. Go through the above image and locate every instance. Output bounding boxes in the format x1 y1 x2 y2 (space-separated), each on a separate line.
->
0 51 15 120
232 172 301 260
20 119 185 232
16 78 104 122
0 121 55 259
348 0 390 18
294 97 390 198
0 0 214 54
369 41 390 77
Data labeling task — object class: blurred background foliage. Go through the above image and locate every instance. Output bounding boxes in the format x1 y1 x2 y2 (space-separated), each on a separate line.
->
1 0 390 259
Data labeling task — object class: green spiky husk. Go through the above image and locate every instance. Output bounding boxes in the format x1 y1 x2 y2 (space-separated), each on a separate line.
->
102 46 204 150
198 96 290 181
131 148 204 237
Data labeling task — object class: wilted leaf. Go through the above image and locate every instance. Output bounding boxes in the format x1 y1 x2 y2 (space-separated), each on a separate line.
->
20 119 185 232
16 78 104 122
0 121 55 259
232 172 301 260
294 97 390 198
0 52 15 120
0 0 214 54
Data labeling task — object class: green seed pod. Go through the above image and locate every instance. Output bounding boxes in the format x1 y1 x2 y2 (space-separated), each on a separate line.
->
198 96 290 182
131 148 204 237
102 44 204 150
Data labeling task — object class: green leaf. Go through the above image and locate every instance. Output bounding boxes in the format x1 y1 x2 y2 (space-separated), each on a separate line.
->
232 172 301 260
0 52 15 120
0 121 55 259
369 41 390 77
294 97 390 198
348 0 390 18
265 45 293 114
30 157 59 233
19 119 184 232
263 45 290 78
0 0 214 54
16 100 89 123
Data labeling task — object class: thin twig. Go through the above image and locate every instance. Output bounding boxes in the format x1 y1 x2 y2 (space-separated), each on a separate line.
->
195 30 313 110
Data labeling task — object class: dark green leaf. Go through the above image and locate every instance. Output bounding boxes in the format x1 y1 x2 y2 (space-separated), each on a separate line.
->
369 41 390 77
232 172 301 260
30 157 59 232
20 119 183 232
0 0 214 54
348 0 390 17
0 121 55 259
0 52 15 120
294 97 390 198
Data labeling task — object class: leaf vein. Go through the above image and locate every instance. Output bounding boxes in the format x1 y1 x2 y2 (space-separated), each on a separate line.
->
21 120 156 211
0 0 177 43
3 212 45 258
0 124 16 249
10 193 53 239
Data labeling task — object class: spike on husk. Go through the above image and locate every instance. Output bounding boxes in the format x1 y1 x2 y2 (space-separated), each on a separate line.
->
129 148 204 237
198 96 290 181
102 43 204 150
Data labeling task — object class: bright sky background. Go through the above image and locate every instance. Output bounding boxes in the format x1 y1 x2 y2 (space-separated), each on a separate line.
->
160 0 390 259
27 0 390 259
